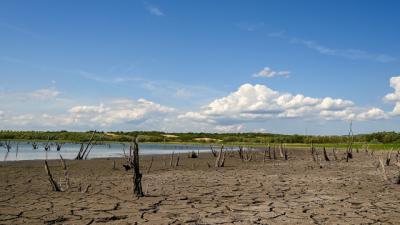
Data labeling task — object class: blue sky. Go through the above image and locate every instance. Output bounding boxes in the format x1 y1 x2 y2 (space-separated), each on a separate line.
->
0 0 400 134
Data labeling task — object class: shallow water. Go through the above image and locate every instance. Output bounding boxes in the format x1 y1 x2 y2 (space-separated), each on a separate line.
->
0 142 211 161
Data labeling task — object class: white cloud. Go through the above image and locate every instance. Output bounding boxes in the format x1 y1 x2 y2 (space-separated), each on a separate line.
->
146 4 164 16
179 83 384 126
0 98 174 129
0 88 60 101
317 97 354 111
215 124 244 133
269 32 396 63
356 108 388 121
67 98 174 127
384 76 400 115
253 67 290 78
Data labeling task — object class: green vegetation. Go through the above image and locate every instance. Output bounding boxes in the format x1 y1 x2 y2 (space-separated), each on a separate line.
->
0 130 399 150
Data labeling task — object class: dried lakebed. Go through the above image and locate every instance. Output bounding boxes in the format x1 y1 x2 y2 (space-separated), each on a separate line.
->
0 149 399 224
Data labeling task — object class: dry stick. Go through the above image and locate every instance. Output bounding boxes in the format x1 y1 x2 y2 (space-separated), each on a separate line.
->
238 146 244 160
56 142 63 151
169 151 174 167
323 147 330 162
59 154 70 190
215 145 225 167
44 136 51 151
386 149 393 166
15 143 19 159
242 148 253 162
364 144 369 155
84 142 96 160
75 130 96 160
263 147 267 163
147 156 154 173
332 148 338 161
279 143 284 158
268 144 272 160
175 154 180 167
44 160 61 192
210 145 218 158
82 184 91 193
378 156 388 181
395 162 400 184
346 121 354 162
284 147 289 160
273 146 277 160
310 143 316 162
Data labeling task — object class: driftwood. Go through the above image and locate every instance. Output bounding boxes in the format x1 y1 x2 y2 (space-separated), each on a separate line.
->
75 131 96 160
44 160 61 192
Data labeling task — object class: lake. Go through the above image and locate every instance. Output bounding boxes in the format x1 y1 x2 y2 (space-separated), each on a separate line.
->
0 142 211 161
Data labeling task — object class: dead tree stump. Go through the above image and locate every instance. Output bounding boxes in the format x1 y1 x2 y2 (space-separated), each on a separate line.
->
131 137 143 197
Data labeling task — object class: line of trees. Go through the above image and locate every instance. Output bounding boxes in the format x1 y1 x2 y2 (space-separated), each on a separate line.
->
0 130 399 144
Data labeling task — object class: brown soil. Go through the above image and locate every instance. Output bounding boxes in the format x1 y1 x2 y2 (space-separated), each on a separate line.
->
0 149 399 225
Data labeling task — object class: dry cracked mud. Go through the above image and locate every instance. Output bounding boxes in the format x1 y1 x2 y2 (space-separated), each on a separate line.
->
0 148 399 224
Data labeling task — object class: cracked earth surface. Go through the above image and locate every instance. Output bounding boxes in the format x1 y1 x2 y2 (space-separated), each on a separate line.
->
0 149 399 224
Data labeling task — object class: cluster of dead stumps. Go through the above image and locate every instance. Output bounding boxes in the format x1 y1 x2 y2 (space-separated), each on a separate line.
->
2 131 400 200
41 139 400 200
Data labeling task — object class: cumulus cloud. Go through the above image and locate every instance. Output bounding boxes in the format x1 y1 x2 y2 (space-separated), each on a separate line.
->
253 67 290 78
179 83 385 126
67 98 174 127
384 76 400 115
356 108 388 121
0 98 174 129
